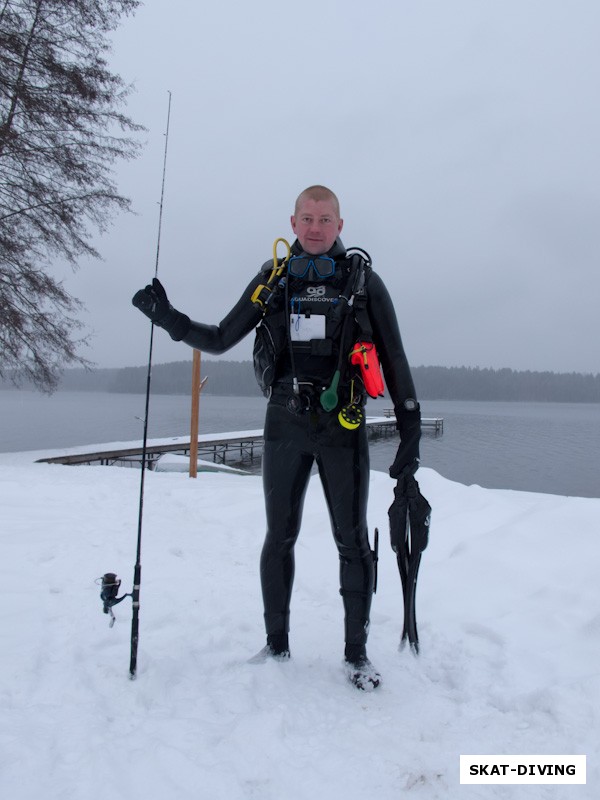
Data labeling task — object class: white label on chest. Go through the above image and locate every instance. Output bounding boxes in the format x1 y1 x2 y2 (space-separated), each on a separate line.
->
289 313 326 341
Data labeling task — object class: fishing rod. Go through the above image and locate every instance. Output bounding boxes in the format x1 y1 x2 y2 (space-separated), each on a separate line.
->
97 91 173 679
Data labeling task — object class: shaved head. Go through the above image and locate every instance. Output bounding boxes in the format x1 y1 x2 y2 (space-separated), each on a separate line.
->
294 185 340 218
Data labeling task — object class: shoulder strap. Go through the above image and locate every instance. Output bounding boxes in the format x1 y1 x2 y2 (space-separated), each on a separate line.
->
343 248 373 339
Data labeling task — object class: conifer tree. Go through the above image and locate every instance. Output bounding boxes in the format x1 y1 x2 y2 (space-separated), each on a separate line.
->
0 0 142 390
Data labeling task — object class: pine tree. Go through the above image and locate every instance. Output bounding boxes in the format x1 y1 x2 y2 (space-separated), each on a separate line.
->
0 0 142 390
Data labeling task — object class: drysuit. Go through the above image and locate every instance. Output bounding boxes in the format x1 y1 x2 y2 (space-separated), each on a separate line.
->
133 238 420 655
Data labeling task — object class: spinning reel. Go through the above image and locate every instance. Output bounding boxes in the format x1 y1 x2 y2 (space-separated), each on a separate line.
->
97 572 132 627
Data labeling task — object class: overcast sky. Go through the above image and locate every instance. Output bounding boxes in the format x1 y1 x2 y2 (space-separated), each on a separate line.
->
58 0 599 374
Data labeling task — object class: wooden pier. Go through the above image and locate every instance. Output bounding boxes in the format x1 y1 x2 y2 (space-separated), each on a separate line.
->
35 431 265 469
36 415 443 470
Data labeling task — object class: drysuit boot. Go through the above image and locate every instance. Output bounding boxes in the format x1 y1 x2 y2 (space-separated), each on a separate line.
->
343 653 381 691
267 632 290 658
248 633 290 664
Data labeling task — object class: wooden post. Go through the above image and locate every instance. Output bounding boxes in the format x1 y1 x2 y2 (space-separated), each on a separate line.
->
189 350 201 478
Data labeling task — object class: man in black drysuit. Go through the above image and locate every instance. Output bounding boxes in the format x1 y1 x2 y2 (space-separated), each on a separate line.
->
132 185 421 690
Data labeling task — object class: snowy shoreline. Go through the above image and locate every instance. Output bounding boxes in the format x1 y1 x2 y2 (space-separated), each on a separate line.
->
1 454 598 798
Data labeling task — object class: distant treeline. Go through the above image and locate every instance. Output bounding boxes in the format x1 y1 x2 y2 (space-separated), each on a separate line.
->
110 360 261 397
412 365 600 403
6 360 596 402
2 359 261 396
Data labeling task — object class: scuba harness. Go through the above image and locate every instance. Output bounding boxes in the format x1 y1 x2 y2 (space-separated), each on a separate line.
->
252 239 384 429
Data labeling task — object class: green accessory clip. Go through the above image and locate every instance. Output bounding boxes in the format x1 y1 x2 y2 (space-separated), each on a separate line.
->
320 370 340 412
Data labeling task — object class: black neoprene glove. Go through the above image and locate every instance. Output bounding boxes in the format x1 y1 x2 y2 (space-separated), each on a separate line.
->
132 278 191 341
389 405 421 479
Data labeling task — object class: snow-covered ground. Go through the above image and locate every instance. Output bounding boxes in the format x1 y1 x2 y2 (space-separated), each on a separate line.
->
0 451 597 799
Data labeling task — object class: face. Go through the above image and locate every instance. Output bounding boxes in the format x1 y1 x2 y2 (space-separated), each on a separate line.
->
291 198 344 255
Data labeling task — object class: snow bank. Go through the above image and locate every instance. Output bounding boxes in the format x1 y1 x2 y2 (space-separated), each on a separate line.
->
0 455 597 799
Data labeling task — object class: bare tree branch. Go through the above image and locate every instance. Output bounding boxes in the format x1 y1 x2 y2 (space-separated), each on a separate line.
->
0 0 142 391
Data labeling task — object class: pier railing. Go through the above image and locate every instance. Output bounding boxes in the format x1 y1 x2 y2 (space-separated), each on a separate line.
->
381 408 444 435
